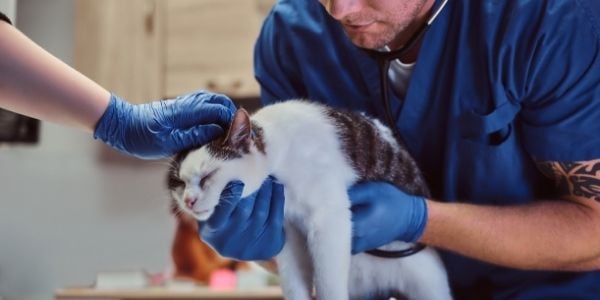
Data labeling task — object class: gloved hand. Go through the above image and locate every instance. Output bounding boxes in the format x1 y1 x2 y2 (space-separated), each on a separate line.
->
200 176 286 260
94 91 236 159
349 181 428 254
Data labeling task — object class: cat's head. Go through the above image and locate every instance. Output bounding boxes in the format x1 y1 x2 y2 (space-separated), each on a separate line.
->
168 108 269 221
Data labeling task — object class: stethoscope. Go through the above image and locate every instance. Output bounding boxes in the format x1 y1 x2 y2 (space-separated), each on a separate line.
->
360 0 449 259
362 0 448 137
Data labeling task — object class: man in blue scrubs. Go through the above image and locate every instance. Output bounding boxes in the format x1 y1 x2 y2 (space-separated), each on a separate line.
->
200 0 600 298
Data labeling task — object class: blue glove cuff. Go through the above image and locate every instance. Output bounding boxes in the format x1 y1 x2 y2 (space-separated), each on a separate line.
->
93 93 130 153
401 196 428 243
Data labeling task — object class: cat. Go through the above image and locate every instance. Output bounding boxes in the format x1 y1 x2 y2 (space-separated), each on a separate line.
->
168 100 451 300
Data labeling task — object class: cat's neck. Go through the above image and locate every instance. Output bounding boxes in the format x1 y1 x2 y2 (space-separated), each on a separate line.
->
251 102 350 184
251 118 286 175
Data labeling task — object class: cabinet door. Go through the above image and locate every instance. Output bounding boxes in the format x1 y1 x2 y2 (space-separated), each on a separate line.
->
164 0 271 99
75 0 164 103
75 0 274 102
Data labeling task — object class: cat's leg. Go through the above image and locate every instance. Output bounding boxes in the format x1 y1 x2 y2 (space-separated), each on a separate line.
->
395 248 452 300
276 222 314 300
306 189 352 300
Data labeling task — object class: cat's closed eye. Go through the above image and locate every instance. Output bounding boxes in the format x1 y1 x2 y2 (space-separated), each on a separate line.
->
199 169 218 189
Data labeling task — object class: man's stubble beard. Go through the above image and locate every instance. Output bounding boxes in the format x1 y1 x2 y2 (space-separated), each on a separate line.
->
343 0 429 50
345 21 407 50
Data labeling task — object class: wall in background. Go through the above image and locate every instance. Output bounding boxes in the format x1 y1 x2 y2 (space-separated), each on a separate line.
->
0 0 15 20
0 1 176 299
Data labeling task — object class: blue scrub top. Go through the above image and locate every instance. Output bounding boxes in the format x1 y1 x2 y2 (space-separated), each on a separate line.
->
255 0 600 298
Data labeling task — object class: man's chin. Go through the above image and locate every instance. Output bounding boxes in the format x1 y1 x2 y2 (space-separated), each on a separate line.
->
348 37 388 50
344 31 390 49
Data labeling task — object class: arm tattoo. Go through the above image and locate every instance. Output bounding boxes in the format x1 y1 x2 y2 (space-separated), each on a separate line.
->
536 159 600 202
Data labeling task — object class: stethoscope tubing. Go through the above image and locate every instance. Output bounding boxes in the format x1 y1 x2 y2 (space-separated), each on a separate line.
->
360 0 449 259
363 0 448 133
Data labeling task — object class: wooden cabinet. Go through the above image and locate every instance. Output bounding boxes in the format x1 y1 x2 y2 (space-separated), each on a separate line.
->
75 0 274 103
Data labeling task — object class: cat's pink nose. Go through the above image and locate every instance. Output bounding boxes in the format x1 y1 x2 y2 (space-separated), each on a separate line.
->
184 197 197 209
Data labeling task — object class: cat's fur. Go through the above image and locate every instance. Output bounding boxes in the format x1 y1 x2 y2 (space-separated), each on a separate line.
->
168 100 451 300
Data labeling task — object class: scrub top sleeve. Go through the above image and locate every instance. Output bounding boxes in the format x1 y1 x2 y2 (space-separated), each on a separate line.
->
0 11 12 24
518 1 600 162
254 7 305 106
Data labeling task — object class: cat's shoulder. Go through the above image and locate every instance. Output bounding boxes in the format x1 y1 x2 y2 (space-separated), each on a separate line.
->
262 99 323 110
254 99 329 116
260 99 363 116
255 100 379 128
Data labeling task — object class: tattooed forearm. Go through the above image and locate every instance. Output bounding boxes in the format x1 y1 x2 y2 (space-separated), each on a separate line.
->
537 159 600 202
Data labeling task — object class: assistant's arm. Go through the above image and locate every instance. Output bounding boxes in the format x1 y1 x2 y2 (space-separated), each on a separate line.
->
0 19 110 132
0 18 236 159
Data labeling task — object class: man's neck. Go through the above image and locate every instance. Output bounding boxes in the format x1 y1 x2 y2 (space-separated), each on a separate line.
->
389 0 436 63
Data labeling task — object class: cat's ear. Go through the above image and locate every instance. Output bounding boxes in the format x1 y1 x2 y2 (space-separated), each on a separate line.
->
222 108 252 150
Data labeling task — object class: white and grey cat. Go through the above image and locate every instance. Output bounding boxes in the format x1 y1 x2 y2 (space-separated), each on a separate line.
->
168 100 451 300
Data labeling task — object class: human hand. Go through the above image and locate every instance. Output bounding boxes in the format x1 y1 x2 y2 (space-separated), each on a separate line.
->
93 91 236 159
349 181 428 254
200 177 286 260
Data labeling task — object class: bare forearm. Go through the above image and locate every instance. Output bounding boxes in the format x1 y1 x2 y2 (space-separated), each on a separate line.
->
421 198 600 271
0 22 110 132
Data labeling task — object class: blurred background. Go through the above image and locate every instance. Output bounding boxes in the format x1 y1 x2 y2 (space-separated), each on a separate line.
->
0 0 272 299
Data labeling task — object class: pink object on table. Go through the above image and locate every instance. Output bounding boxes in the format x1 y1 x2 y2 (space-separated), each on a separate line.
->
209 268 237 290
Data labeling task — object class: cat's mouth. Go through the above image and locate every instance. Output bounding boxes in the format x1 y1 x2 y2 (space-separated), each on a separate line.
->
193 208 214 220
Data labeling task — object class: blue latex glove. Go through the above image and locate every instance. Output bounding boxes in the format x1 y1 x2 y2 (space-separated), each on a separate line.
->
200 177 286 260
94 91 236 159
349 181 428 254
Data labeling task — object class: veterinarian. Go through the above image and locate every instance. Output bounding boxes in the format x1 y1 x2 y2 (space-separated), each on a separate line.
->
0 12 235 159
199 0 600 298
